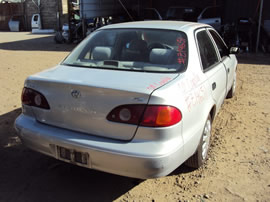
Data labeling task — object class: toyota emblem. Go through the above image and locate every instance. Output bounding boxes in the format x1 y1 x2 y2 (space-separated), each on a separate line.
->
71 90 81 99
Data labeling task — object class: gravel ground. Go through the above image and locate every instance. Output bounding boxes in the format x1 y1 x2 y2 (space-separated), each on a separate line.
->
0 32 269 202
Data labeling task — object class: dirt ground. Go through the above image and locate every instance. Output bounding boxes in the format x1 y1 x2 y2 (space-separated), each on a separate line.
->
0 32 269 202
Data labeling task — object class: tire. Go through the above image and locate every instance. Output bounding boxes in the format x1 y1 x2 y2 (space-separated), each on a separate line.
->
54 32 65 44
185 115 212 168
227 72 237 99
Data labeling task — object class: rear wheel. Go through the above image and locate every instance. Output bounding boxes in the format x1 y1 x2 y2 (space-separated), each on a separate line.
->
227 73 236 98
185 115 212 168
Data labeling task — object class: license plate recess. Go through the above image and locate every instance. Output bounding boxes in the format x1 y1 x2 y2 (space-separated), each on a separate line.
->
57 146 89 166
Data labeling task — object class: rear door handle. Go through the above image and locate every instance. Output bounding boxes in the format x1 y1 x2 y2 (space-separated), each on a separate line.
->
212 82 216 90
227 68 230 73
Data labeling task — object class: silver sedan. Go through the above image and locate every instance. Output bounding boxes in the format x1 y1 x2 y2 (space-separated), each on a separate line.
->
15 21 238 179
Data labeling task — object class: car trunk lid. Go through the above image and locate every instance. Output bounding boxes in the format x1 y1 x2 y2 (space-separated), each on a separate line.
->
25 65 178 141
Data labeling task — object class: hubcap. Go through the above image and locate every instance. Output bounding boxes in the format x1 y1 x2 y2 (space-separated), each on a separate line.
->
202 119 211 160
232 75 236 93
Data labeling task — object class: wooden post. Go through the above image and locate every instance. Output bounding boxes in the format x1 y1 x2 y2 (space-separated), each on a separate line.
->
256 0 264 53
67 0 72 41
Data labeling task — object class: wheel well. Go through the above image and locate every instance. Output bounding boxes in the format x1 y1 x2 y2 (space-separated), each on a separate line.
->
210 106 216 122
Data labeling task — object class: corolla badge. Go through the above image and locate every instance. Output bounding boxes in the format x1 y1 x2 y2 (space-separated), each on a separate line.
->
71 90 81 99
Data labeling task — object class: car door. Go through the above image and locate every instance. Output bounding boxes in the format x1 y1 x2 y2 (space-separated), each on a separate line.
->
196 29 227 111
208 29 236 94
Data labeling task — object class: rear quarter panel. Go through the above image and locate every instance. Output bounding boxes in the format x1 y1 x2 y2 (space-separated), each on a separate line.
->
148 30 216 162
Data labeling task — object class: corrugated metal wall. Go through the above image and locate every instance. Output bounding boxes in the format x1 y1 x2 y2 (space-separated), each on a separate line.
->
1 0 269 30
78 0 270 23
80 0 137 18
0 3 24 30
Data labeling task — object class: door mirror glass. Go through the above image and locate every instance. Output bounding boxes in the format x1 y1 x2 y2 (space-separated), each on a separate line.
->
230 47 239 54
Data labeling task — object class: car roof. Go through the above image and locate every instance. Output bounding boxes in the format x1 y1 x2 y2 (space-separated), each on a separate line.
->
99 20 210 33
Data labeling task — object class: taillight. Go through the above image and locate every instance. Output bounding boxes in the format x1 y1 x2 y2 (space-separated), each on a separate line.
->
107 105 181 127
140 105 181 127
21 87 50 109
107 105 145 125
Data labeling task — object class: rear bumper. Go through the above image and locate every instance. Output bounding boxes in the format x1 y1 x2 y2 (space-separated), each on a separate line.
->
14 114 184 179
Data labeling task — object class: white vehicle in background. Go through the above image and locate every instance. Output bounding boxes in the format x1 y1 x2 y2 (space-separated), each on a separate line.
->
197 6 222 32
15 21 238 179
165 7 200 22
165 6 222 32
31 14 42 30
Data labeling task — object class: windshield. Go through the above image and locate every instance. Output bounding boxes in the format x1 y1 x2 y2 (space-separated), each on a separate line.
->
63 28 188 73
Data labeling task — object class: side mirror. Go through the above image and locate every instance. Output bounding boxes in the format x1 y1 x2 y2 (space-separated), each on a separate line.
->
229 47 239 54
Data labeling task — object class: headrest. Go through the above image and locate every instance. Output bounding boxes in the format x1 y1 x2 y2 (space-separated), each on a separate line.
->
150 48 177 65
92 46 112 60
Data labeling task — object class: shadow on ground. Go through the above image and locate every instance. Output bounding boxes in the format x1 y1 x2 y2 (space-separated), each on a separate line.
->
237 53 270 65
0 109 140 202
0 109 195 202
0 35 76 52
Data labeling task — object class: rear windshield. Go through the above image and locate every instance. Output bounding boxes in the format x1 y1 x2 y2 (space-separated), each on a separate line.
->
63 28 188 73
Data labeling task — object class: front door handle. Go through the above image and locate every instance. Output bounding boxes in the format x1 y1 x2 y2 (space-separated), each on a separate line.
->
212 82 216 90
227 68 230 73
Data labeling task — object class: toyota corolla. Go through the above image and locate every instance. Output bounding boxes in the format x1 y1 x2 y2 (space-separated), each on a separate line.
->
15 21 238 179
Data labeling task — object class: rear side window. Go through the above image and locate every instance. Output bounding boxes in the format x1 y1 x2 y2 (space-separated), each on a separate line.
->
196 30 219 71
209 30 228 58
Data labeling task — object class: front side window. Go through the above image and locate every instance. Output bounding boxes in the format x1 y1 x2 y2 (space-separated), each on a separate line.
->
63 29 188 73
209 30 228 58
196 30 219 71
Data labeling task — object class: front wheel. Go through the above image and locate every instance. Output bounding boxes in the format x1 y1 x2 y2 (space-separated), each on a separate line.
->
185 115 212 168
